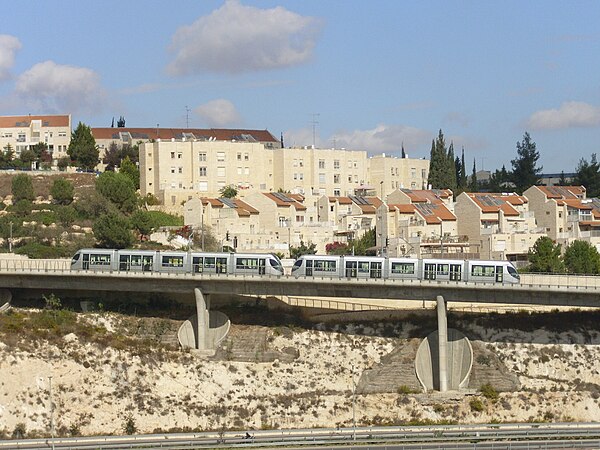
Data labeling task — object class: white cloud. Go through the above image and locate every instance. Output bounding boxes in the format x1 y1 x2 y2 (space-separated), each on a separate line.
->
14 60 109 114
194 99 241 127
527 101 600 130
167 0 322 75
0 35 21 81
330 124 431 155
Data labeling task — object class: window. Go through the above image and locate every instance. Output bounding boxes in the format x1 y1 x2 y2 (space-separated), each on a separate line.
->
237 167 242 175
237 153 242 161
298 173 303 180
170 167 176 174
58 131 67 137
217 167 225 177
334 189 340 196
90 254 111 265
162 256 184 268
334 174 340 184
244 153 249 161
198 181 208 191
293 159 298 167
170 152 175 159
177 153 182 159
296 215 305 223
334 160 340 169
319 160 325 169
319 173 326 184
178 167 183 174
199 167 207 176
198 153 206 161
236 257 259 270
437 264 449 275
217 152 225 161
391 262 414 274
314 260 337 271
471 265 496 277
411 168 416 178
348 161 352 168
244 167 249 175
299 159 303 167
348 175 353 182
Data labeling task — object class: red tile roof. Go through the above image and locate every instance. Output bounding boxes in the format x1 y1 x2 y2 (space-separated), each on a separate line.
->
399 188 452 204
0 115 70 128
537 185 585 200
91 127 279 143
467 193 520 216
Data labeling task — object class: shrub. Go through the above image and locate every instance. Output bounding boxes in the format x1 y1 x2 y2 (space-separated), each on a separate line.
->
123 414 137 435
12 174 35 202
480 383 499 401
470 398 484 412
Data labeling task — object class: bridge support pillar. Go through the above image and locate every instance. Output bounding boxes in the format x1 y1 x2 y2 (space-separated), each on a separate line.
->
436 295 448 392
195 288 210 350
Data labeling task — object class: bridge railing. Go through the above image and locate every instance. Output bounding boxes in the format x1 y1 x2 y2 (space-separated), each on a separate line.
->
520 273 600 288
0 258 71 272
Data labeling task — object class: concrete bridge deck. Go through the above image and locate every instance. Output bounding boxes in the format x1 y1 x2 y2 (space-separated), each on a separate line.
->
0 258 598 308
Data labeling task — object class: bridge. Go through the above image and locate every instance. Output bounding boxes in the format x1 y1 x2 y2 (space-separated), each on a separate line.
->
1 258 599 393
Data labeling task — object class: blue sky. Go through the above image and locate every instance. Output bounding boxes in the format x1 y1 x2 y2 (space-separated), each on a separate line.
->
1 0 599 173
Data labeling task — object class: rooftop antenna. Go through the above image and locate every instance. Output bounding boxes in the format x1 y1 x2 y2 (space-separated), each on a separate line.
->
185 106 191 128
310 113 320 148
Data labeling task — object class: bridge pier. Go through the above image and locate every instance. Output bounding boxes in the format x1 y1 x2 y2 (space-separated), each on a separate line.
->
436 295 448 392
195 288 210 350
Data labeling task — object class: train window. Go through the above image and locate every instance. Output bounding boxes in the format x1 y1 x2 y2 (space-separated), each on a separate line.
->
72 253 80 262
162 256 183 267
90 254 111 265
193 257 203 273
269 258 283 271
292 260 303 270
236 258 259 270
391 262 415 274
507 266 520 278
130 255 142 266
358 262 370 273
314 260 337 271
471 265 495 277
204 257 216 269
216 257 228 273
437 264 449 275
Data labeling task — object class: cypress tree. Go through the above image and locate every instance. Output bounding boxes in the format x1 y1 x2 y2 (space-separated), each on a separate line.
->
468 158 478 191
460 147 467 189
447 141 457 190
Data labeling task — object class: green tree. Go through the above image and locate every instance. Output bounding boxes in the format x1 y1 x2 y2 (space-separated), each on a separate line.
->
19 149 36 168
427 130 456 189
131 210 156 241
11 174 35 202
50 177 74 205
353 228 376 255
511 132 542 194
447 141 457 190
527 236 564 273
468 159 478 191
219 184 238 199
119 156 140 190
573 154 600 197
289 240 317 259
93 212 134 248
460 147 467 189
564 240 600 274
95 171 137 213
57 156 70 171
68 122 99 170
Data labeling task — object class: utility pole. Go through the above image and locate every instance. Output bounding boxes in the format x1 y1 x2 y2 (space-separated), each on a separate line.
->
310 113 320 148
185 106 191 128
8 221 12 253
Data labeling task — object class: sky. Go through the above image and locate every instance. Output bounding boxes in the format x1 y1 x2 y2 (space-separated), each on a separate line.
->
1 0 599 173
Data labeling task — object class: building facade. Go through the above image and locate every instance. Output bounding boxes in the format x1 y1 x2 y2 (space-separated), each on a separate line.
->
367 153 430 196
0 114 71 166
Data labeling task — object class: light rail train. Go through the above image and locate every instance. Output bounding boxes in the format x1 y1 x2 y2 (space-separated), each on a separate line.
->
70 249 284 276
291 255 520 284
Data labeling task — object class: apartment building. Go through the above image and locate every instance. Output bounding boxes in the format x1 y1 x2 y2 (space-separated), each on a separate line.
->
378 189 458 257
524 185 600 249
317 195 383 243
271 146 368 197
455 192 545 263
0 114 71 166
140 140 276 207
367 153 430 196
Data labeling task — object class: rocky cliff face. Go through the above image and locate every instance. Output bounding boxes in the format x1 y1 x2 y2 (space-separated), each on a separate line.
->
1 307 599 438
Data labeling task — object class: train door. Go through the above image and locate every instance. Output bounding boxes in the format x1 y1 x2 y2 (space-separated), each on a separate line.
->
82 253 90 270
119 255 130 271
424 263 436 280
370 261 382 278
495 266 503 283
449 264 462 281
305 259 313 276
258 258 266 275
346 261 358 278
142 255 153 272
216 257 228 274
192 257 203 273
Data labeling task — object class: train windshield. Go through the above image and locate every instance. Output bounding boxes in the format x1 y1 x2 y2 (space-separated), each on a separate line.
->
507 265 520 279
269 258 284 274
71 253 80 264
291 259 303 272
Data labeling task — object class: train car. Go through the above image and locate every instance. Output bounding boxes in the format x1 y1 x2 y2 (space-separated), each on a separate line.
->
291 254 520 284
71 249 284 276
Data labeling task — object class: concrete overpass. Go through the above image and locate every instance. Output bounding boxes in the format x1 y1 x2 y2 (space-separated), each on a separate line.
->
1 258 599 393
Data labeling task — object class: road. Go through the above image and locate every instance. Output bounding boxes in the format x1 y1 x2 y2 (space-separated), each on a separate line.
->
1 422 600 449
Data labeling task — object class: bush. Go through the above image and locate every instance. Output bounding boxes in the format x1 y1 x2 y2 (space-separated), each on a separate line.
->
470 398 484 412
480 383 499 401
50 177 74 205
123 414 137 435
11 174 35 202
15 242 63 259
